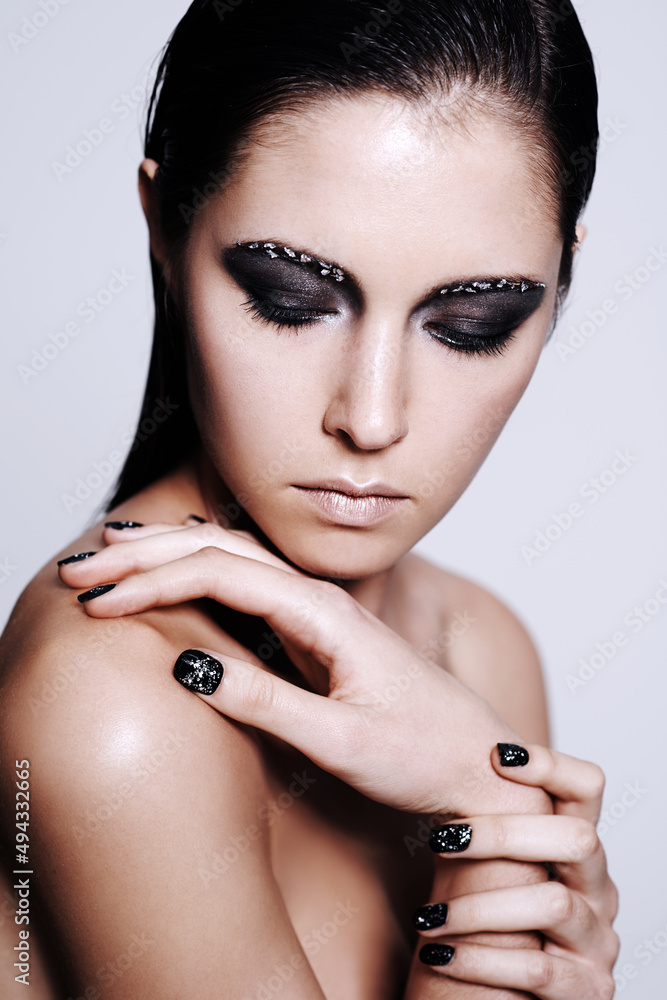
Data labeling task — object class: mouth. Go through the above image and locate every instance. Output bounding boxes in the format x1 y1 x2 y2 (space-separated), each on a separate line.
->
293 478 409 499
291 480 410 527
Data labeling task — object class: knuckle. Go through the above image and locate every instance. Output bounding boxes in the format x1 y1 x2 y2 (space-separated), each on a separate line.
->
197 522 225 545
585 762 606 800
606 928 621 965
463 892 486 930
240 671 276 718
491 814 513 852
568 818 599 861
197 544 223 563
526 952 555 991
596 973 616 1000
318 579 354 611
607 879 620 920
191 545 225 591
545 881 575 924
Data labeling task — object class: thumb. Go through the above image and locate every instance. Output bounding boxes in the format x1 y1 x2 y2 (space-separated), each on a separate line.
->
172 647 347 768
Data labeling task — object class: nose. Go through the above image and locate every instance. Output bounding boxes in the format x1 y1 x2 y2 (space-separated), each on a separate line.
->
322 315 409 451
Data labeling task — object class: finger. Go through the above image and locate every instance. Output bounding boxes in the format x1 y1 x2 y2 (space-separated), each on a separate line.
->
418 940 614 1000
184 513 208 525
60 522 301 588
102 519 259 544
74 546 369 682
429 815 608 896
492 743 606 823
171 646 351 774
414 882 602 953
103 520 219 543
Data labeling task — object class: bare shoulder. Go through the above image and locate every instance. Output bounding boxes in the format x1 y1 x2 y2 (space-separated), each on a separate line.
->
0 549 328 994
396 552 550 745
0 505 269 823
0 456 222 749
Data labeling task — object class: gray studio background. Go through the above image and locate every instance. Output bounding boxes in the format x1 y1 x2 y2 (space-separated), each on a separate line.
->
1 1 665 994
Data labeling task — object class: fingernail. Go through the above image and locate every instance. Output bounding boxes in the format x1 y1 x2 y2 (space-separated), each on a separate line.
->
77 584 116 603
412 902 448 931
174 649 223 695
188 514 207 523
429 824 472 854
58 551 96 566
104 521 144 530
498 742 530 767
419 943 455 966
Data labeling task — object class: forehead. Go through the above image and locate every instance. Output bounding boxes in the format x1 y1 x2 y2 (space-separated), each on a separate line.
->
200 91 562 283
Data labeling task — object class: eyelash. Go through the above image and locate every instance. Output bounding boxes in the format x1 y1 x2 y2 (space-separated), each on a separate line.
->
241 293 517 357
241 295 329 331
424 324 517 357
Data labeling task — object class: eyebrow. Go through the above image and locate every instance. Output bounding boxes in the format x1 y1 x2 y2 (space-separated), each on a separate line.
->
232 239 547 302
234 240 347 281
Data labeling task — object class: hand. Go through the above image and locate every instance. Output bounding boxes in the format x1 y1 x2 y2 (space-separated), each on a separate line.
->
58 518 550 819
413 743 619 999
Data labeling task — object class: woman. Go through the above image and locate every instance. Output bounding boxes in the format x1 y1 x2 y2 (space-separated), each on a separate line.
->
0 1 618 997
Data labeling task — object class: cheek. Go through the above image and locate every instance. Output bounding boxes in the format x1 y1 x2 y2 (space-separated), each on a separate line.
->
411 335 544 508
185 316 317 492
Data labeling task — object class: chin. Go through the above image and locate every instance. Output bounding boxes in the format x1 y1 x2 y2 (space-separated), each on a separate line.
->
271 531 410 582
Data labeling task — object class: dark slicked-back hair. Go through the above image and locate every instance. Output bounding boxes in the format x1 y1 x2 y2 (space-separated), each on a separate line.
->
105 0 598 511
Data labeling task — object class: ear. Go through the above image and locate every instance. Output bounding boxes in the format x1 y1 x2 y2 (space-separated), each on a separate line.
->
138 158 171 278
574 223 587 252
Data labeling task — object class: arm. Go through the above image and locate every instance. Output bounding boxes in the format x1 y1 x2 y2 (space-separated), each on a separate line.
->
57 523 558 999
0 616 328 999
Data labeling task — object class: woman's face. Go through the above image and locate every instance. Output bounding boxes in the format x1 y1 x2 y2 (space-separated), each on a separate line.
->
174 91 563 580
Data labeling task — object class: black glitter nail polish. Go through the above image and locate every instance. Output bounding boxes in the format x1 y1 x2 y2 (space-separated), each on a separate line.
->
419 943 455 966
498 743 530 767
104 521 144 530
58 551 96 566
77 584 116 603
174 649 224 695
188 514 207 523
429 824 472 854
413 902 449 931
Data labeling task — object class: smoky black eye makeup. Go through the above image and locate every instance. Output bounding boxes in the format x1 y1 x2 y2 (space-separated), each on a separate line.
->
222 241 353 331
222 239 548 352
233 240 348 282
421 281 547 357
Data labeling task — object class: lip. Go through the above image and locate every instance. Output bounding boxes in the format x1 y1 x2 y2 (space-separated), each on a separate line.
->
292 482 409 527
293 478 409 499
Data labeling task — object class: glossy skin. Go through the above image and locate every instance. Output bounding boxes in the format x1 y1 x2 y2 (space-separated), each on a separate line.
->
0 91 618 998
170 93 562 585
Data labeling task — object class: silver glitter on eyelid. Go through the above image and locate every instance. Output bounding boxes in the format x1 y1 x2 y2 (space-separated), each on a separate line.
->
238 241 347 281
440 278 546 295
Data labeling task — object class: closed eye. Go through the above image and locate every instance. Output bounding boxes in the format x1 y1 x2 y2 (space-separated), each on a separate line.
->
424 322 518 357
241 292 338 332
420 285 546 357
